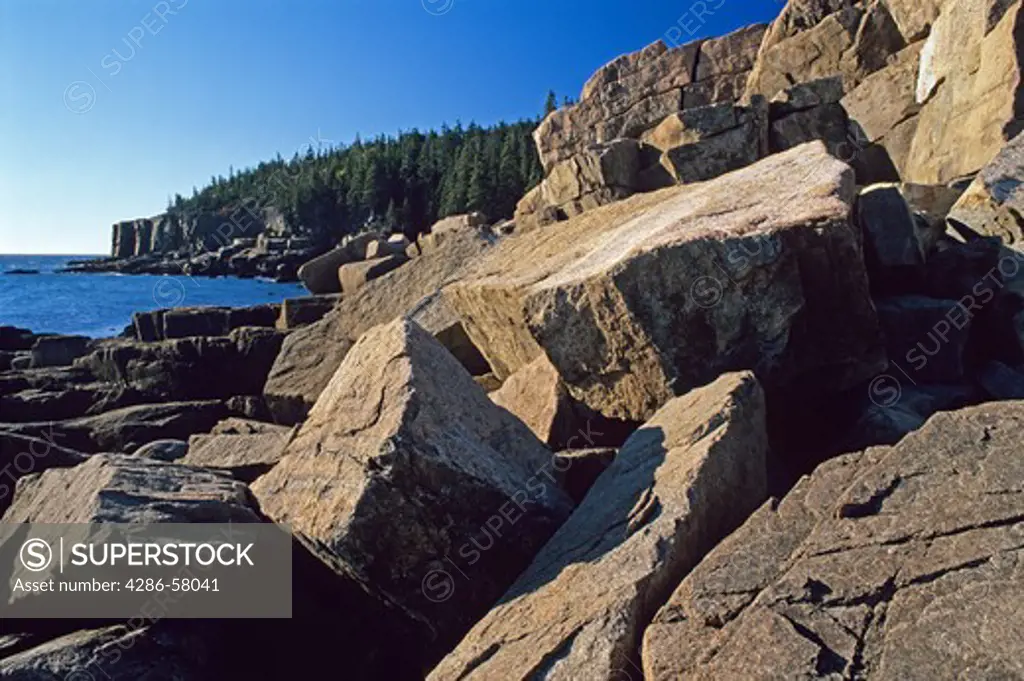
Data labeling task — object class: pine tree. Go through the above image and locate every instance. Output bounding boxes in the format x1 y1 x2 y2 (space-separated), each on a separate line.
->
544 90 558 117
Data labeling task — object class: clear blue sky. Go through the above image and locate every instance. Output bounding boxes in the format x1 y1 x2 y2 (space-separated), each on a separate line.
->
0 0 780 255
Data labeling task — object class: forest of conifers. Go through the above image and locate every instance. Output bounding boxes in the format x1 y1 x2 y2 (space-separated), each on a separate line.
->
165 118 548 242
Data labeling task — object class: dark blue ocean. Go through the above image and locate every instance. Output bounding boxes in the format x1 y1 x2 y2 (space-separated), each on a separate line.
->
0 255 307 338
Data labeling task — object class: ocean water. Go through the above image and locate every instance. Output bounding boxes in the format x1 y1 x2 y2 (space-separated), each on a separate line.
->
0 255 307 338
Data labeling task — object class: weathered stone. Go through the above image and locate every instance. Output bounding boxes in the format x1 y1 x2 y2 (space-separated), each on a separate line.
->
429 372 768 681
905 0 1024 183
2 453 258 523
298 232 378 294
744 1 905 100
79 327 285 403
0 430 85 517
0 625 209 680
29 335 90 368
660 100 769 183
642 401 1024 679
0 383 140 423
768 89 849 157
264 228 494 423
536 25 767 171
489 354 586 449
641 446 888 680
131 308 166 341
949 129 1024 249
131 439 189 461
276 294 342 330
875 295 971 383
1 401 229 454
516 139 667 230
858 183 925 292
887 0 943 41
365 233 412 259
0 456 430 678
185 427 294 481
841 42 922 176
451 143 885 421
338 254 409 295
161 307 231 339
254 319 572 657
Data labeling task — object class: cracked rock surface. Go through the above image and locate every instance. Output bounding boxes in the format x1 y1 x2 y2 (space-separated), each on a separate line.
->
642 401 1024 680
428 371 768 681
252 318 572 660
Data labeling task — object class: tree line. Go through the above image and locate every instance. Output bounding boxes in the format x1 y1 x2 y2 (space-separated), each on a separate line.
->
167 112 560 243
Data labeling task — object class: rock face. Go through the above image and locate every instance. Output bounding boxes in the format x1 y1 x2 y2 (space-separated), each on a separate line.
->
749 0 1024 185
642 401 1024 679
28 335 91 368
264 228 495 423
2 453 260 524
950 130 1024 248
1 401 229 454
185 425 294 481
534 24 768 172
0 430 86 517
253 319 572 655
655 99 770 183
744 0 906 101
429 371 768 681
297 232 379 294
338 253 409 294
452 142 885 421
906 0 1024 183
0 454 430 680
514 139 670 232
489 354 591 449
80 327 285 403
840 43 923 178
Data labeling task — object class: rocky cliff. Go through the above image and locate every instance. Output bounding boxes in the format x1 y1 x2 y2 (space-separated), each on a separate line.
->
5 0 1024 678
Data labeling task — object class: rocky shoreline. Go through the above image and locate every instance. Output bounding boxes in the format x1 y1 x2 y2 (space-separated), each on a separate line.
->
4 0 1024 677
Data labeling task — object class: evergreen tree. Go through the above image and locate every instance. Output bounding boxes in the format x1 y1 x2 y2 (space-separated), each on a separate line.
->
544 90 558 117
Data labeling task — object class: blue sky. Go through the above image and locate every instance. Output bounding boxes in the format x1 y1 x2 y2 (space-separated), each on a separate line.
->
0 0 780 254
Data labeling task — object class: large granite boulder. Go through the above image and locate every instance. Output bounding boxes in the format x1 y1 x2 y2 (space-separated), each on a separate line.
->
0 454 430 679
514 139 670 232
642 401 1024 679
768 78 852 161
1 401 229 454
535 24 767 172
253 318 572 658
840 42 923 179
451 142 886 421
264 228 495 424
297 232 378 294
489 354 593 449
655 99 770 183
744 0 906 101
79 327 285 403
428 371 768 681
905 0 1024 183
338 253 409 294
949 129 1024 249
1 453 259 523
28 335 91 368
184 424 294 481
0 430 85 517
